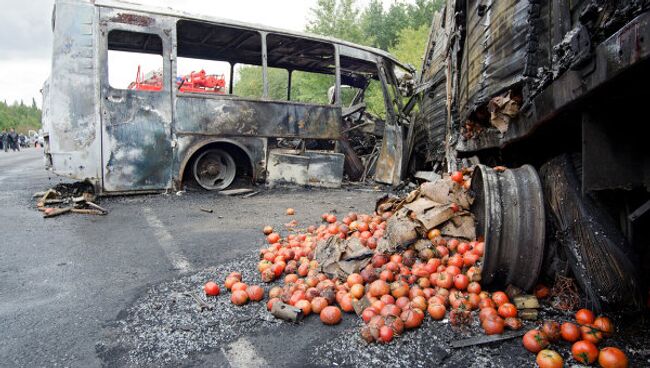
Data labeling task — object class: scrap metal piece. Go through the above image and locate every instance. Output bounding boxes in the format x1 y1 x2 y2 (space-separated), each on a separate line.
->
185 292 213 312
43 206 73 218
271 302 303 323
450 330 526 349
71 208 107 215
86 201 108 214
199 208 214 213
218 188 254 196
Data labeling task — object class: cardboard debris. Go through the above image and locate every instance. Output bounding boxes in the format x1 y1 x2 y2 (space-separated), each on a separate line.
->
420 178 473 209
488 91 520 134
440 213 476 240
376 209 420 254
314 236 374 279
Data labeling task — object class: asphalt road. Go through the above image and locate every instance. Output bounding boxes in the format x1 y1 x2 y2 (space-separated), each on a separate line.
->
2 149 648 368
0 149 388 367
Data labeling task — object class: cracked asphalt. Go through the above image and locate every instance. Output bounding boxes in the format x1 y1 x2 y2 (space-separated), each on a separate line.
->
2 149 649 368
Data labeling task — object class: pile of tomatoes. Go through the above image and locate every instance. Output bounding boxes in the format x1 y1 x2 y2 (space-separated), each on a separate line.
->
522 309 628 368
250 203 532 344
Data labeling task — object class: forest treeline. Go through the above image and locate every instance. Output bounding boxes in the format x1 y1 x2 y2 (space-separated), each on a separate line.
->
0 99 42 133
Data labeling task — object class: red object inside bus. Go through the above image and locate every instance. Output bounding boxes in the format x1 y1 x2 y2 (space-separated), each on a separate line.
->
128 66 226 94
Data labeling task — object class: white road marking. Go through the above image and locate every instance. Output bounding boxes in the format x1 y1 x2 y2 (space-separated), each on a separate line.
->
142 206 192 273
222 337 268 368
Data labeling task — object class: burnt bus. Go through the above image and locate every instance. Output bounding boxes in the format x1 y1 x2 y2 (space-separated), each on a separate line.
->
412 0 650 312
42 0 414 194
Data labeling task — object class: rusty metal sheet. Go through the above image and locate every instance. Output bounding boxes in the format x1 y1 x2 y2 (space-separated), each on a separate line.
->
458 0 534 122
457 10 650 153
175 96 341 140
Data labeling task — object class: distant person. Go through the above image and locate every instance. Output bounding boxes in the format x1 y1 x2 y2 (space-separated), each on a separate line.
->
9 128 19 152
1 129 7 152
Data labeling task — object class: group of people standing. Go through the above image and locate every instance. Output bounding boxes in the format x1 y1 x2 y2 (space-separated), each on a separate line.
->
1 128 21 152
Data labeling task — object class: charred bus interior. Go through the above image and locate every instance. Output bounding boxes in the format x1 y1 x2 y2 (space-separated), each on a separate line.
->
77 1 412 193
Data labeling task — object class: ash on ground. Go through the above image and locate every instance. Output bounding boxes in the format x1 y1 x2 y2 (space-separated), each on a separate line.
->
96 254 280 367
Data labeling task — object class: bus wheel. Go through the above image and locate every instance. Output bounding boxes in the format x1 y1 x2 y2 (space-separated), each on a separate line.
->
192 149 237 191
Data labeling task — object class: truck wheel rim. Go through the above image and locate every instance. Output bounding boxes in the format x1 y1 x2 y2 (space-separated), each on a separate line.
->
193 149 236 191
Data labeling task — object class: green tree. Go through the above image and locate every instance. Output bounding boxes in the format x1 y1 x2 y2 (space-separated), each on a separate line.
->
389 24 430 68
0 98 42 133
307 0 362 43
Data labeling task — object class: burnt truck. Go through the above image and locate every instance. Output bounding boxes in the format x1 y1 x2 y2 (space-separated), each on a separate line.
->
410 0 650 312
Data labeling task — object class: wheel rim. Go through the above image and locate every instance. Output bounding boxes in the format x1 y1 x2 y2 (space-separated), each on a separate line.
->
192 149 236 190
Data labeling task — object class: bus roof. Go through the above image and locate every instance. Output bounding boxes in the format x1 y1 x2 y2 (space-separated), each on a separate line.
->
92 0 414 73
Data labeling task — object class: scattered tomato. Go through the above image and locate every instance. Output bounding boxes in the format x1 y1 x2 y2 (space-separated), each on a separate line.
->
598 347 629 368
571 340 598 364
522 329 550 353
536 349 563 368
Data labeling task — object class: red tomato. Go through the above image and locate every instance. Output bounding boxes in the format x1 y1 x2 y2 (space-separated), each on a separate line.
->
534 284 550 299
497 303 517 318
204 281 220 296
560 322 581 342
427 303 446 320
453 274 469 290
598 347 629 368
378 325 394 343
467 282 481 294
482 315 505 335
575 308 595 325
536 349 563 368
593 316 615 337
522 329 550 353
492 291 509 306
541 320 561 342
571 340 599 364
267 233 281 244
451 171 464 183
580 324 603 344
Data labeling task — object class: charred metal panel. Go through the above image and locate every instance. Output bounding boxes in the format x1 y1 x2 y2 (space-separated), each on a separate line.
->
44 0 101 183
457 10 650 153
414 9 450 166
458 0 535 121
98 7 175 192
374 62 404 186
266 149 344 188
175 96 342 140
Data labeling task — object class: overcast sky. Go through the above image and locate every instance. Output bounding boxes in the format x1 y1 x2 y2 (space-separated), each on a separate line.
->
0 0 399 107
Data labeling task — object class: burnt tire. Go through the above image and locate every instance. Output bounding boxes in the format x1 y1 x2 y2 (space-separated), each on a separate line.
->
540 154 643 312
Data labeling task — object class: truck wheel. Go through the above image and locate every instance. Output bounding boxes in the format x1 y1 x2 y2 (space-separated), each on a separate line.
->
192 149 236 191
540 154 643 312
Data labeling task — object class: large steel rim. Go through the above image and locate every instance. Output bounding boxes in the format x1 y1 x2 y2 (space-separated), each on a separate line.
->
193 149 236 190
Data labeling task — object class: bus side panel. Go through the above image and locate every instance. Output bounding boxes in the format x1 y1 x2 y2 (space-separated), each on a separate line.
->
44 0 101 183
174 96 342 140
